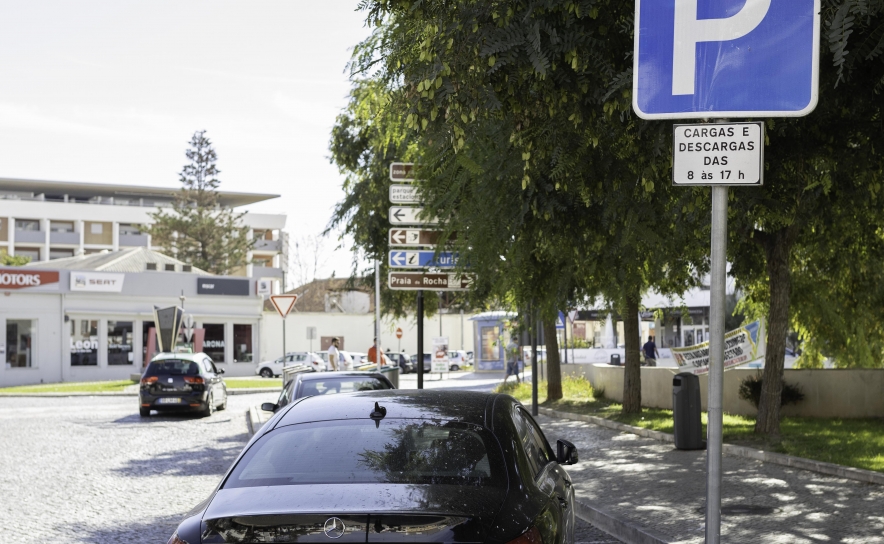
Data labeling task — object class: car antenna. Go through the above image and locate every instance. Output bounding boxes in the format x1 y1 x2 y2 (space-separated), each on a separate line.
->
370 401 387 427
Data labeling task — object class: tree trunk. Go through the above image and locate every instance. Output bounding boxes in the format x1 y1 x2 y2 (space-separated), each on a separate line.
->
544 318 563 401
622 292 642 413
754 227 795 437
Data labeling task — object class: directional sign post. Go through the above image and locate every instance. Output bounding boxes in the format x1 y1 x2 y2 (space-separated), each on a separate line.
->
388 250 459 269
389 207 438 226
388 228 452 247
388 272 473 291
389 162 415 182
389 185 420 204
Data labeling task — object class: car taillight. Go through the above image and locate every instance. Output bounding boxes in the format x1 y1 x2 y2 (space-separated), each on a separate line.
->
506 526 542 544
166 532 189 544
141 376 158 385
183 376 204 384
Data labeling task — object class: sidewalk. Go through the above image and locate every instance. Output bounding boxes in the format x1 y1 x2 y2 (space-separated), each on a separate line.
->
538 411 884 544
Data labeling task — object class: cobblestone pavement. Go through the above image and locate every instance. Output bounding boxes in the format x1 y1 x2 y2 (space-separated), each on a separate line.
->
537 413 884 543
1 394 621 544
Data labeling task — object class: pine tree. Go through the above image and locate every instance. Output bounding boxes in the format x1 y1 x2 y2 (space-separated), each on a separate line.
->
148 131 252 275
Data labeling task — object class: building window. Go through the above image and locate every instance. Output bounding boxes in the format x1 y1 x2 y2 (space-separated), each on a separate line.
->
203 323 225 363
49 221 74 233
14 248 40 261
119 224 142 236
233 324 253 363
15 219 40 231
480 326 499 361
6 320 34 367
107 321 133 365
49 249 74 260
70 319 99 366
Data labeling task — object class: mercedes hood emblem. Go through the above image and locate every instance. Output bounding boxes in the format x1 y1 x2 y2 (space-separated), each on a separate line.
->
324 517 345 539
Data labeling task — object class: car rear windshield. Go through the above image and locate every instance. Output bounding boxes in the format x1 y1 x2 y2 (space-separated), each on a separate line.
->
145 360 200 376
224 420 506 488
297 377 391 397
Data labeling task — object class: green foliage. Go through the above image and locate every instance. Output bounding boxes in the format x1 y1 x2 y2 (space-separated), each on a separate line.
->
738 374 806 409
0 254 31 266
147 131 253 276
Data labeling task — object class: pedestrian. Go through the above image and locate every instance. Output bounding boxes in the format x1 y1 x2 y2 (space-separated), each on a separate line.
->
327 337 340 371
367 337 383 367
503 338 521 384
642 336 659 367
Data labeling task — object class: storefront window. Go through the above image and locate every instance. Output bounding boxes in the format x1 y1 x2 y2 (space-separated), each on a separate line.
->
107 321 133 365
203 323 225 363
480 326 499 361
70 319 98 366
6 320 34 367
233 324 253 363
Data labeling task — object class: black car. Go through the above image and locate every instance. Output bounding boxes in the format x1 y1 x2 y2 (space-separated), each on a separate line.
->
385 352 411 372
264 371 395 412
408 353 433 373
139 353 228 417
167 390 579 543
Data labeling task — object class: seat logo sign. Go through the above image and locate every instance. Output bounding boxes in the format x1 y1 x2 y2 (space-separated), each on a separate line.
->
633 0 820 119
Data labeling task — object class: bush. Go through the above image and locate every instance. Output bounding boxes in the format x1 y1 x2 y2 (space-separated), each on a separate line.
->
738 374 805 408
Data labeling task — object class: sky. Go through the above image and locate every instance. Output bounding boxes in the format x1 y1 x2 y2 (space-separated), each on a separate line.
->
0 1 373 283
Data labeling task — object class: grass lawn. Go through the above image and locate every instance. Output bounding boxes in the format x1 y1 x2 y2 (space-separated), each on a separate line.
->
496 376 884 474
0 380 135 393
224 378 282 389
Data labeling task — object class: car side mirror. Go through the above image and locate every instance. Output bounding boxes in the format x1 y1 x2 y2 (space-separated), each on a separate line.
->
217 368 225 374
556 439 578 465
261 402 277 412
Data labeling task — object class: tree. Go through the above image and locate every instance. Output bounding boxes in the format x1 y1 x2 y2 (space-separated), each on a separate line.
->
148 131 253 275
1 254 31 266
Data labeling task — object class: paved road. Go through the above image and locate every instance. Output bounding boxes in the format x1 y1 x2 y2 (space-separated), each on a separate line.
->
1 393 621 544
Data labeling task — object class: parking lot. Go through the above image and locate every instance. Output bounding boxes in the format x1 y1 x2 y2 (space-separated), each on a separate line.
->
0 393 621 544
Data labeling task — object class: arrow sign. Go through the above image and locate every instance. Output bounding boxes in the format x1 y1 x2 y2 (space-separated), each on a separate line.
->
270 294 299 318
389 207 438 225
388 251 459 269
389 184 420 204
388 228 453 247
388 272 474 291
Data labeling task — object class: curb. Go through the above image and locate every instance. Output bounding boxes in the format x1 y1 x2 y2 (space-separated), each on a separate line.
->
0 387 281 398
574 499 676 544
539 407 884 486
246 404 273 437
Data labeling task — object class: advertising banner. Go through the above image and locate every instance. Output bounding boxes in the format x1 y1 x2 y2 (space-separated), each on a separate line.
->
671 321 763 375
432 337 449 373
70 272 125 292
0 269 59 290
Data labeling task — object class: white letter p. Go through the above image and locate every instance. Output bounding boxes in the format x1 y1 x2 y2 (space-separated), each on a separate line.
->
672 0 772 95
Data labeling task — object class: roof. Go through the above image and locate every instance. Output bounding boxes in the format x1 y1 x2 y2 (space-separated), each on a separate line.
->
264 277 374 313
0 177 278 208
274 390 497 429
24 247 210 274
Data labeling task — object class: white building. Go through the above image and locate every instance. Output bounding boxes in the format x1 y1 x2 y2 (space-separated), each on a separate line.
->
0 177 287 282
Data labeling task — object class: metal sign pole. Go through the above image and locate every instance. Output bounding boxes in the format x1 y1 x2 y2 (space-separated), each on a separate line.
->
375 259 382 371
531 301 538 417
417 290 424 389
706 185 728 543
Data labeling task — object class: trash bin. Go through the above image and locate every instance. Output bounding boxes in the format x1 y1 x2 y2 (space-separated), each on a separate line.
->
380 365 400 389
609 353 621 366
672 372 705 450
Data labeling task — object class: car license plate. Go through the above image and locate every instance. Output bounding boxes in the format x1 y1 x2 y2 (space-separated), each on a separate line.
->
158 397 182 404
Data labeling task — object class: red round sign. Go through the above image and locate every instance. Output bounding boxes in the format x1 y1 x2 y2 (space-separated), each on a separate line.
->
395 327 403 339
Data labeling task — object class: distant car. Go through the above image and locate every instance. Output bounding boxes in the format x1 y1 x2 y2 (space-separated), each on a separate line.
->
255 352 325 378
448 349 469 371
139 352 227 417
386 352 412 372
263 371 396 412
167 390 579 544
409 353 433 373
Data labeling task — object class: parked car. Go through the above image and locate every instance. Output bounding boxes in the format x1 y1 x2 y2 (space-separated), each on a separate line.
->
139 352 227 417
166 390 579 544
409 353 433 372
264 371 396 412
386 352 412 372
448 349 470 371
255 352 325 378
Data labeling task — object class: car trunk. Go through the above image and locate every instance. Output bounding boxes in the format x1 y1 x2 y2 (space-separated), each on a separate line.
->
202 483 507 543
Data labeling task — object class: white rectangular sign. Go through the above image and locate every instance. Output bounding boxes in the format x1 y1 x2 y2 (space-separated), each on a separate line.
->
671 321 763 375
672 122 763 186
70 272 125 292
389 184 420 204
389 207 438 225
432 337 449 373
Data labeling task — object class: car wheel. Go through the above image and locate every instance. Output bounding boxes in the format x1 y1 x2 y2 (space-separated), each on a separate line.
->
260 368 273 378
450 364 460 372
201 392 215 417
139 407 150 417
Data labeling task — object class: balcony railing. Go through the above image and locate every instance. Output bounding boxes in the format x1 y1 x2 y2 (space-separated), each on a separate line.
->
14 230 45 244
119 234 149 247
49 231 79 245
254 239 282 252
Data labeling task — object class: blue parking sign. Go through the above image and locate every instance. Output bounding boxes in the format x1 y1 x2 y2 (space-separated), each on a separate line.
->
633 0 820 119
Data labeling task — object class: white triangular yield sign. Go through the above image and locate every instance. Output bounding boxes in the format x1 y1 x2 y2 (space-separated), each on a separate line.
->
270 294 299 318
